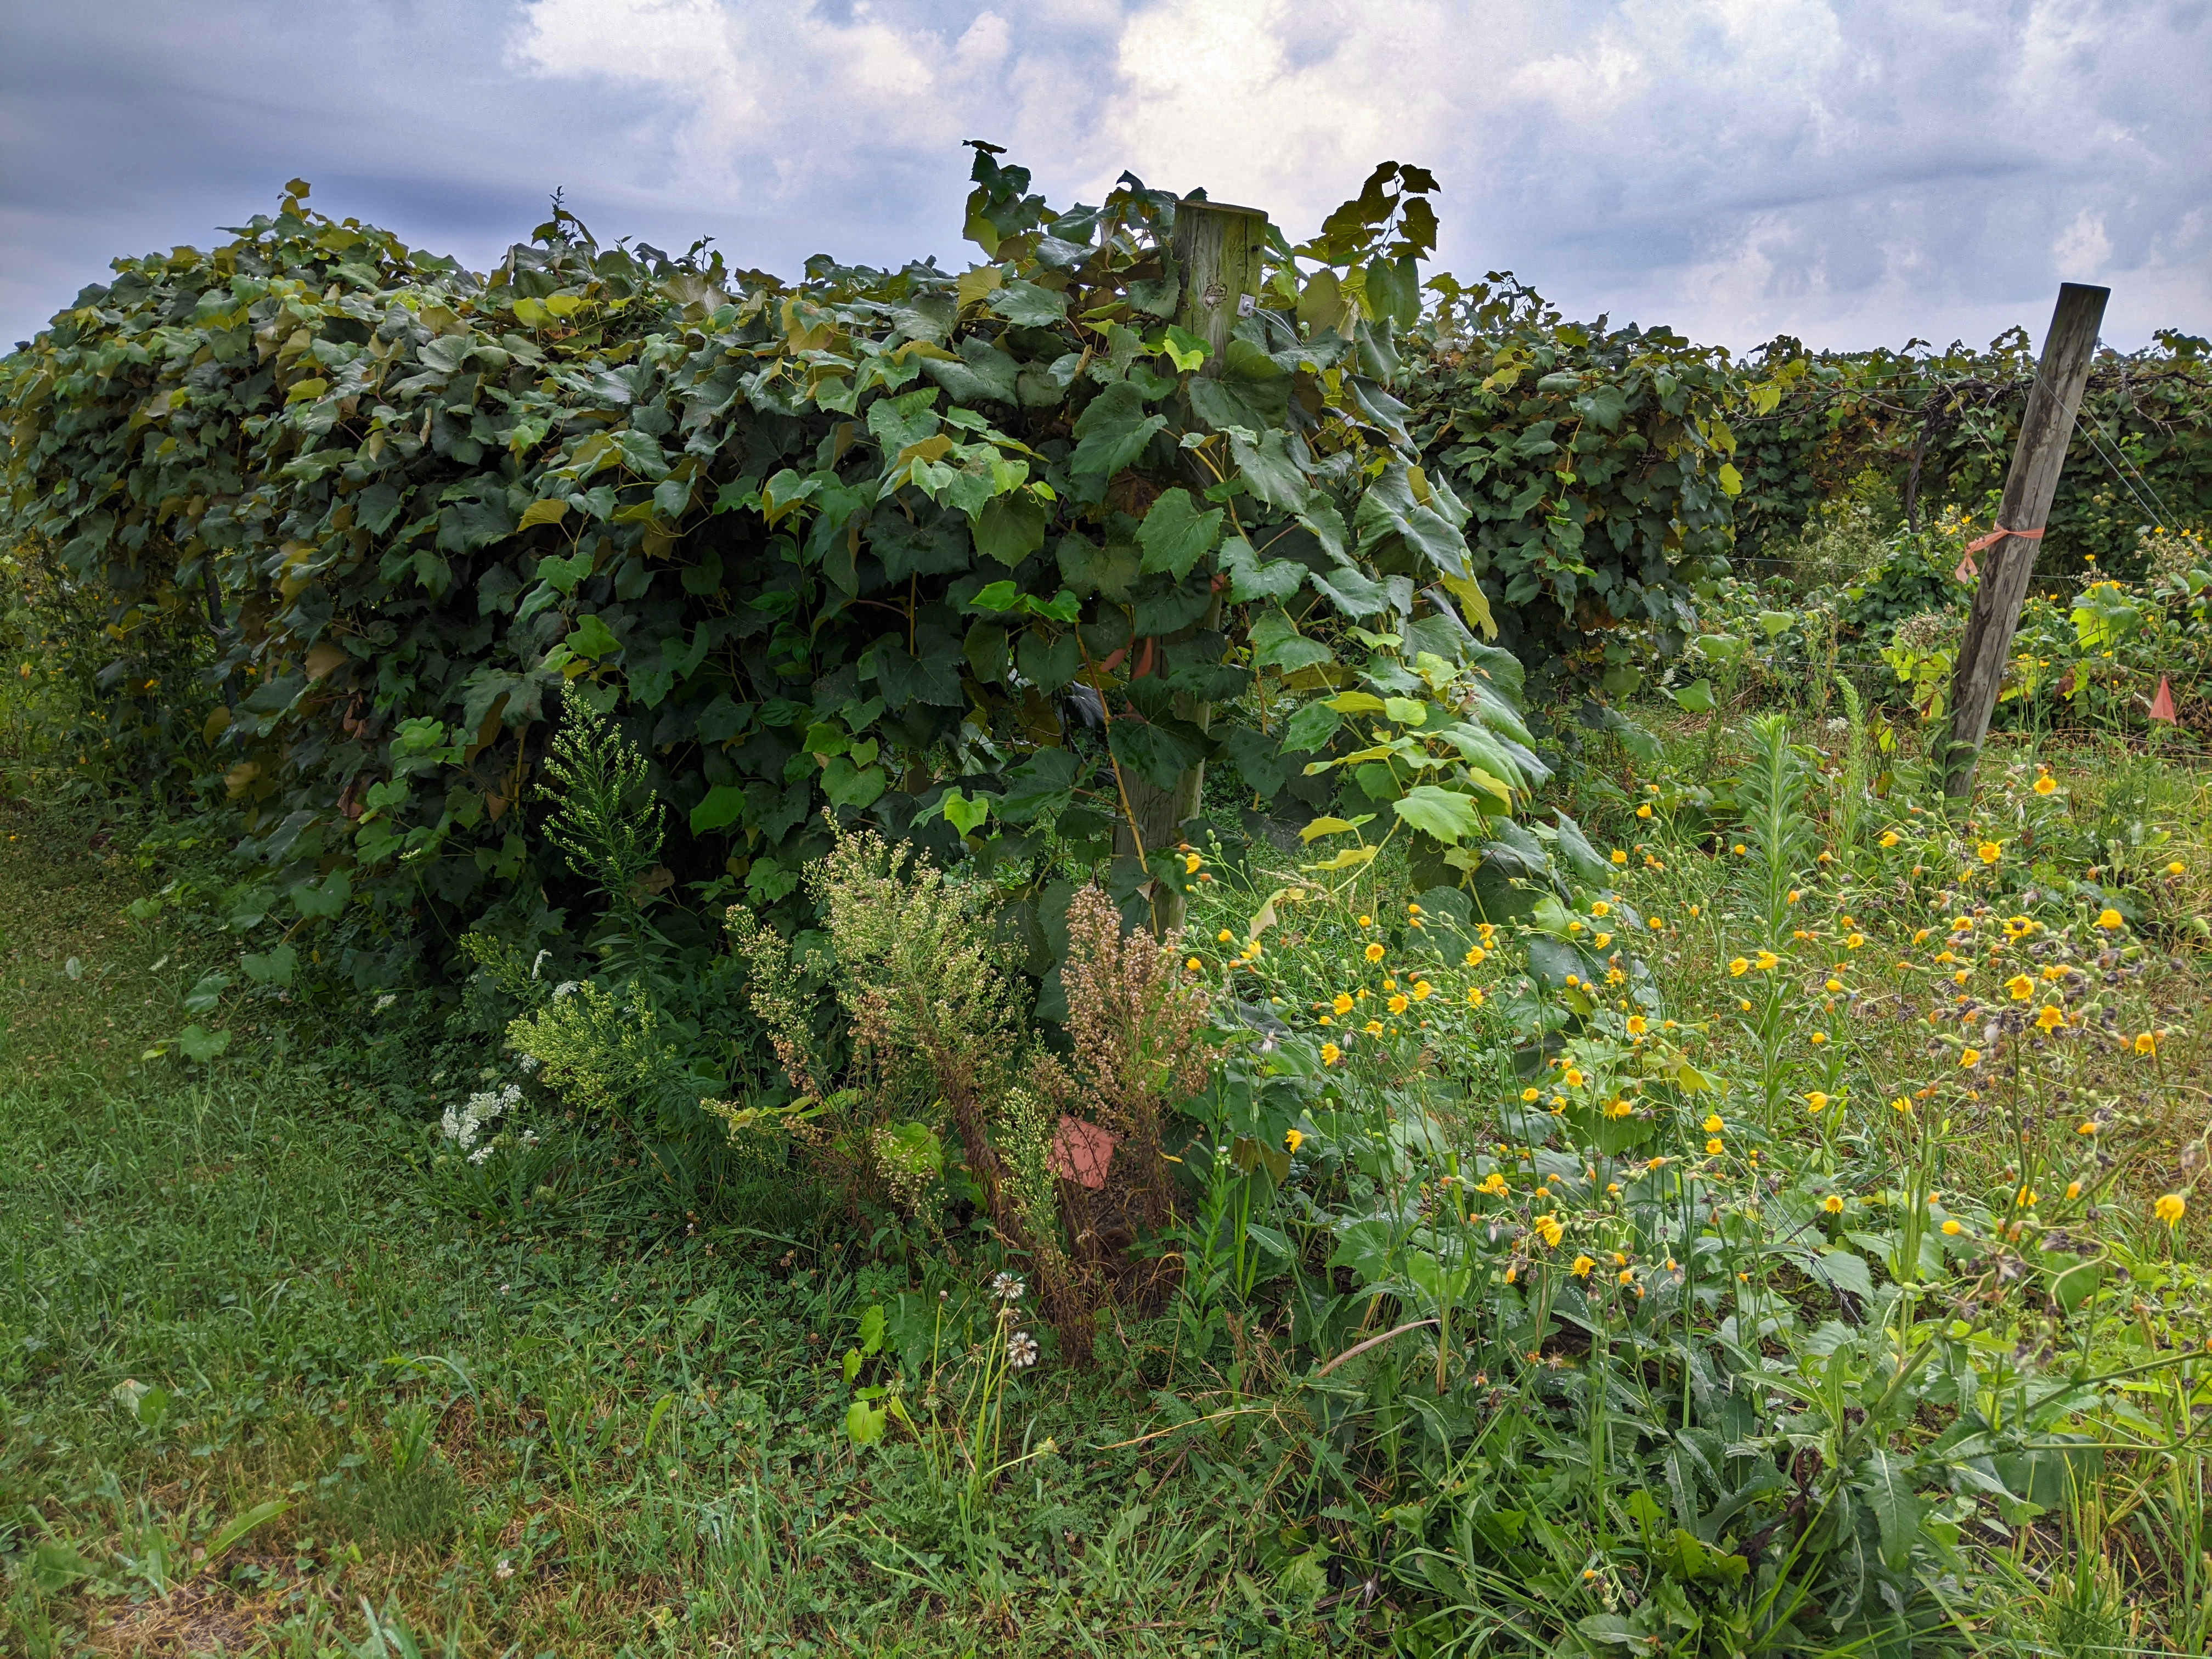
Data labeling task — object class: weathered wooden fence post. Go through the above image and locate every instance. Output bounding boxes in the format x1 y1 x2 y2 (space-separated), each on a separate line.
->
1938 282 2109 801
1113 198 1268 935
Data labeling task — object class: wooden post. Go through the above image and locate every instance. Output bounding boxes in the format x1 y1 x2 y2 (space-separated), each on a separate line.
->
1938 283 2108 801
1171 199 1268 365
1111 199 1268 935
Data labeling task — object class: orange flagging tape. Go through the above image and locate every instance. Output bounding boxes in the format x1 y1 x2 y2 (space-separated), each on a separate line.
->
1955 524 2045 583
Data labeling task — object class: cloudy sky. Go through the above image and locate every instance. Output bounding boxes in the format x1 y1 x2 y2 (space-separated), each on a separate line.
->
5 0 2207 356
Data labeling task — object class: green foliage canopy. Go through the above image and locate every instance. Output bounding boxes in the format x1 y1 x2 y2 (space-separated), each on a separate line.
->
0 156 1545 985
1409 275 1747 691
1734 328 2212 572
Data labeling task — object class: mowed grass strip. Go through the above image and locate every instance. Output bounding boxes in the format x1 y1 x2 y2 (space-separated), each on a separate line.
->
0 806 1330 1658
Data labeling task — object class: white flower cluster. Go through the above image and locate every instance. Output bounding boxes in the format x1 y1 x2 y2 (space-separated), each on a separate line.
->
441 1081 523 1165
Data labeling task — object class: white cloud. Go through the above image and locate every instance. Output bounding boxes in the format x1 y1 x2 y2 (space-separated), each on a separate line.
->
2053 209 2113 278
507 0 1104 207
505 0 2210 347
14 0 2198 351
500 0 2205 347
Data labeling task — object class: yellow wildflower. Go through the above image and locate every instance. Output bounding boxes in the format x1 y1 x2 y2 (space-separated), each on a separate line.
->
1571 1254 1595 1278
2156 1193 2186 1225
1320 1042 1341 1065
1364 942 1385 962
1822 1194 1844 1214
2005 974 2034 1001
2096 909 2123 930
2135 1031 2159 1056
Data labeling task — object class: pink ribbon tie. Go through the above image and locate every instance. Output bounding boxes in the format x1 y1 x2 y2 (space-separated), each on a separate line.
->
1955 524 2044 583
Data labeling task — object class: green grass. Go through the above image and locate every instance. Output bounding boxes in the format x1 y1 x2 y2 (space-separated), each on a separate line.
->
6 712 2212 1657
0 804 1353 1658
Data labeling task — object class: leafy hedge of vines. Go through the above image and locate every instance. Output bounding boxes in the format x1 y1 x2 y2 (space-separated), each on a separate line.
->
1 154 1545 990
15 142 2202 994
1733 328 2212 571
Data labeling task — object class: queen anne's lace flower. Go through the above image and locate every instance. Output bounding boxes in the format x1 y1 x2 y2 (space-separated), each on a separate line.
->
441 1082 524 1155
